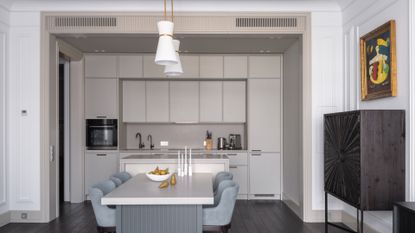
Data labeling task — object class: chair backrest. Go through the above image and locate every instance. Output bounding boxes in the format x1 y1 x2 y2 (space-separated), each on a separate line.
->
203 181 239 226
89 180 116 227
213 172 233 193
110 176 122 187
214 180 235 206
112 171 132 183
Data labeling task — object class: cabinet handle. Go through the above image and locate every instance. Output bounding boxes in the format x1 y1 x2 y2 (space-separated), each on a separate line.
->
251 154 262 156
97 154 107 157
227 154 237 156
230 166 238 169
96 116 107 119
252 150 262 152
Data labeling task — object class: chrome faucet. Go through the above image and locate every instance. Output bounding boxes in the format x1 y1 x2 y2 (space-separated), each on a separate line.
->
135 132 145 149
147 134 155 150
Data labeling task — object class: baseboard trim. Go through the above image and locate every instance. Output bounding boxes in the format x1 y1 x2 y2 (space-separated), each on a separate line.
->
10 210 43 223
0 211 10 227
306 209 343 222
342 211 391 233
282 193 303 219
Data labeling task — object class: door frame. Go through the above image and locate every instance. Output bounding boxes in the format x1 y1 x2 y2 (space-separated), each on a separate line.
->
39 12 312 222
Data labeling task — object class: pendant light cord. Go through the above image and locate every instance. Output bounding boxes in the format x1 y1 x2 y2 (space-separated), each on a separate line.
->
171 0 174 22
164 0 167 20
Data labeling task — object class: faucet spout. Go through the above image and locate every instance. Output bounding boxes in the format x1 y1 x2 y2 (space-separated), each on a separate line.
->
147 134 155 150
136 132 145 149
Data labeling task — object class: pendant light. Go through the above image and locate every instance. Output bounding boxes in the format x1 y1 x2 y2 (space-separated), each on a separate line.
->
155 0 178 66
164 39 183 76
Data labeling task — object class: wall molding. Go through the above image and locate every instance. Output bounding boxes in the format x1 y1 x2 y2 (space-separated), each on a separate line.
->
0 211 10 227
409 0 415 202
343 0 399 28
342 211 390 233
282 193 302 219
0 31 6 207
10 210 43 223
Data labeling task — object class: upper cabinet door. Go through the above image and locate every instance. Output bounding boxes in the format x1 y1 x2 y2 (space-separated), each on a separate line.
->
223 81 246 123
248 79 281 151
249 55 282 78
122 81 146 123
85 55 117 78
180 55 200 78
200 56 223 78
85 78 118 119
224 56 248 78
143 55 165 78
170 81 199 123
146 81 170 123
199 81 223 122
119 55 143 78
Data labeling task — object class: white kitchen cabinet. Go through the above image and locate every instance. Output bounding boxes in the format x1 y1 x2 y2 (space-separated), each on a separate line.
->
85 78 118 119
249 55 282 78
122 81 146 122
200 56 223 78
85 55 117 78
249 152 281 198
146 81 170 122
170 81 199 123
248 79 281 151
180 55 200 78
223 81 246 123
119 55 143 78
199 81 222 122
85 152 119 195
143 55 165 78
224 56 248 78
226 152 248 165
230 165 248 197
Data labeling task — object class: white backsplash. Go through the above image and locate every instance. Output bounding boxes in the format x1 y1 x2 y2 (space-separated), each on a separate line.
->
124 123 245 150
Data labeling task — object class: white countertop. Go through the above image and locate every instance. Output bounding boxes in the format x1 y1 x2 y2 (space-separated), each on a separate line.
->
121 154 229 162
101 173 214 205
119 149 247 154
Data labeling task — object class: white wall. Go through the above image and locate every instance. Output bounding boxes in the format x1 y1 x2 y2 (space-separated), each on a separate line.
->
0 5 9 216
342 0 409 232
282 39 303 214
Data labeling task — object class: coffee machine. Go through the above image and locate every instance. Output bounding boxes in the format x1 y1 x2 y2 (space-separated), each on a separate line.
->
228 134 242 150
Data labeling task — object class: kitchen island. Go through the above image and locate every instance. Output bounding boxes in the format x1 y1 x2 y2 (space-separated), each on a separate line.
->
120 154 229 175
102 173 213 233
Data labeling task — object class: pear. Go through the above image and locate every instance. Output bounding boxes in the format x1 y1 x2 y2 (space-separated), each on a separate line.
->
170 174 177 186
159 181 169 189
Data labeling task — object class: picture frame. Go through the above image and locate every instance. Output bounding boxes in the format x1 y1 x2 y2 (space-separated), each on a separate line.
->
360 20 397 101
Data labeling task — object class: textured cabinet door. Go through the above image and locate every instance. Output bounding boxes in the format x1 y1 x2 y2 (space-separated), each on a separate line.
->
200 56 223 78
230 165 248 195
122 81 146 122
223 81 246 123
199 81 223 122
143 55 165 78
249 55 282 78
85 78 118 119
248 79 281 151
85 55 117 78
85 152 118 195
249 152 281 196
180 55 200 78
119 55 143 78
170 81 199 123
224 56 248 78
146 81 169 122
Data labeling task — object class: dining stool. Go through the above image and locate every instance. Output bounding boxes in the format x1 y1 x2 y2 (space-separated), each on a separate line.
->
213 172 233 194
203 181 239 233
111 171 132 184
110 176 122 187
89 180 117 233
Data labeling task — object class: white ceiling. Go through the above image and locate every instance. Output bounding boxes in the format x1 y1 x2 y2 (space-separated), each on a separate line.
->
58 34 301 54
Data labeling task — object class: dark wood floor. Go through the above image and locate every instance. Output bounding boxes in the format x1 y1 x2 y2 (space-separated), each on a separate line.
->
0 200 346 233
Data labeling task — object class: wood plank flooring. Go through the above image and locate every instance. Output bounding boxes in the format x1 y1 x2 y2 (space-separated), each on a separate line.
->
0 200 346 233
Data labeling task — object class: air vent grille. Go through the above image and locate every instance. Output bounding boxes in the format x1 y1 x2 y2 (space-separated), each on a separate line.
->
236 17 297 28
54 16 117 28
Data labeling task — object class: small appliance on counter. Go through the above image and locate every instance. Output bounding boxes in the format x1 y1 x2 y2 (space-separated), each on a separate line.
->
86 119 118 150
228 134 242 150
217 137 227 150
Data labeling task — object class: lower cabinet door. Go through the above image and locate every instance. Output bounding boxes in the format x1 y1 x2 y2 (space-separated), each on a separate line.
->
249 152 281 198
85 152 119 195
229 165 248 197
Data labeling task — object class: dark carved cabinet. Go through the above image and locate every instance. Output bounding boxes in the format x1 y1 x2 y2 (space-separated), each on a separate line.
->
324 110 405 211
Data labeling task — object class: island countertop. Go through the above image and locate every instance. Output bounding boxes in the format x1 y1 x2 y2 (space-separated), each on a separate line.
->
121 154 229 162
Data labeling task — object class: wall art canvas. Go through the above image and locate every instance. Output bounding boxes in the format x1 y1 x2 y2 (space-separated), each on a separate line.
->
360 20 396 101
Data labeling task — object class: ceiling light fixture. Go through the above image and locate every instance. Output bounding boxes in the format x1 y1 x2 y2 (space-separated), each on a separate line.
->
155 0 178 66
164 39 183 76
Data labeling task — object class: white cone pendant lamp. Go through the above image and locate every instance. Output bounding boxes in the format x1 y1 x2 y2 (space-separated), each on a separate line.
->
164 39 183 76
155 21 178 66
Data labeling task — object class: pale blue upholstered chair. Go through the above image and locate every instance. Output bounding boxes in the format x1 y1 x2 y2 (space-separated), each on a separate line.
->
89 180 117 233
213 171 233 194
111 171 132 184
203 181 239 233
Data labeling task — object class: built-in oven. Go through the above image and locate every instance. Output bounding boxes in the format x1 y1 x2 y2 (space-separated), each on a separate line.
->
86 119 118 150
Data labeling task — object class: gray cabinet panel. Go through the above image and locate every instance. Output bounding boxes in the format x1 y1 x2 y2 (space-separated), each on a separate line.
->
170 81 199 123
146 81 170 122
199 81 222 122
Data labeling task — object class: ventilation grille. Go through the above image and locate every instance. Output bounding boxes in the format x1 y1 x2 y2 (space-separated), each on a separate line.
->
54 16 117 28
236 17 297 28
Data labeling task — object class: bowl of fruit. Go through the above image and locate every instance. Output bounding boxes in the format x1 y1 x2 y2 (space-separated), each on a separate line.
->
146 167 171 182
